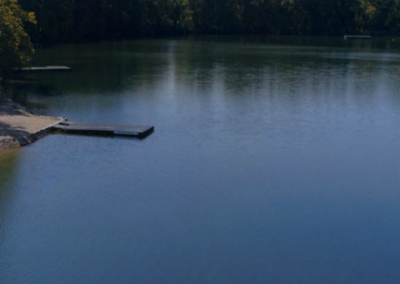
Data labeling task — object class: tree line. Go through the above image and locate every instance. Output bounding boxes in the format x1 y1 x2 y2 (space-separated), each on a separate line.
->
15 0 400 43
2 0 400 77
0 0 36 78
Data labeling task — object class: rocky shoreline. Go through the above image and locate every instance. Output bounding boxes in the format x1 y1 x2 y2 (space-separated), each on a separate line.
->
0 135 22 149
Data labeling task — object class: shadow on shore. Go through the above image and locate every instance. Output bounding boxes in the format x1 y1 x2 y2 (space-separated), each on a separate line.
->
0 121 30 139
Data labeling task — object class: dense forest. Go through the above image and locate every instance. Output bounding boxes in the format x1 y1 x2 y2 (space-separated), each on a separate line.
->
15 0 400 43
0 0 36 77
1 0 400 76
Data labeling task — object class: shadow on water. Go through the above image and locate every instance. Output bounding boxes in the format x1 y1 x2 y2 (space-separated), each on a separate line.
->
4 82 55 113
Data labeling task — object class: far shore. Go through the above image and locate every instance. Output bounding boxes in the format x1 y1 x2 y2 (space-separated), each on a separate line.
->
0 91 63 151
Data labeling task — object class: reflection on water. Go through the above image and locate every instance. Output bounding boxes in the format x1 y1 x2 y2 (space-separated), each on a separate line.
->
0 148 20 271
2 36 400 283
0 149 19 206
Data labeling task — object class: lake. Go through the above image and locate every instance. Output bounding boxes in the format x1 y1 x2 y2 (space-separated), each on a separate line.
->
2 36 400 283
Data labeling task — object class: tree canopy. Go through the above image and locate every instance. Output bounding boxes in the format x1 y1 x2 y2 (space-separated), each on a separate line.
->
14 0 400 44
0 0 399 49
0 0 36 77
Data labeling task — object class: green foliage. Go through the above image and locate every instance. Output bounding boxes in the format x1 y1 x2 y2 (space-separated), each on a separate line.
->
15 0 400 44
137 0 193 36
0 0 36 77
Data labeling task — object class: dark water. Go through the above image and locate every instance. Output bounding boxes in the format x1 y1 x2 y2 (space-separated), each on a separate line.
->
2 36 400 283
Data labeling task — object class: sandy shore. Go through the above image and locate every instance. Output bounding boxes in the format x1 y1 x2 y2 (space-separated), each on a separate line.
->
0 96 63 150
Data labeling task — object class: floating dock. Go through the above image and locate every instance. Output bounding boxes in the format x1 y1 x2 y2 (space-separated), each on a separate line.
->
52 121 154 139
14 66 72 73
344 35 372 40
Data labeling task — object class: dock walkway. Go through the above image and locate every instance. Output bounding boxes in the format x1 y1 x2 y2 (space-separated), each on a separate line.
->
52 121 154 138
344 35 372 39
14 66 72 73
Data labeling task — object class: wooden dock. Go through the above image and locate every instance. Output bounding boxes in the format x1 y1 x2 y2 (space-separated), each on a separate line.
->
52 121 154 139
14 66 72 73
344 35 372 40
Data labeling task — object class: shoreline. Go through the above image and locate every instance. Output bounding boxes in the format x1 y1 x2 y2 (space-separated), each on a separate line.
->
0 91 63 151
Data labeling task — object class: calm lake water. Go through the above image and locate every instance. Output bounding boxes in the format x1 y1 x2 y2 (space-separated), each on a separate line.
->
2 36 400 283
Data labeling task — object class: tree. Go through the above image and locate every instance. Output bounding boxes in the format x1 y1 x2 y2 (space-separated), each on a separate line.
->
0 0 36 78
